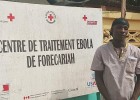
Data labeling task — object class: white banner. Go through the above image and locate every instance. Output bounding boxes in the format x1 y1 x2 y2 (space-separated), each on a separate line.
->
0 1 103 100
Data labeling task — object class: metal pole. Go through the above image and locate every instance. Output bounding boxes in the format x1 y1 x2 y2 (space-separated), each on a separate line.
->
121 0 126 18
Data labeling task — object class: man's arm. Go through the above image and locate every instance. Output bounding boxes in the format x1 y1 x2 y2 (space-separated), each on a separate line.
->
95 71 111 100
131 74 140 100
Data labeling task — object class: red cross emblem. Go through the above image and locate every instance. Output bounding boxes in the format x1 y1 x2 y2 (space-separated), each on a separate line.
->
83 15 87 21
48 14 54 21
7 13 15 22
46 11 56 23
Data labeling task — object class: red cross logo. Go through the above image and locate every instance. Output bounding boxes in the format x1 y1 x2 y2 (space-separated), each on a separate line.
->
48 14 54 21
46 11 56 23
7 13 15 22
83 15 87 21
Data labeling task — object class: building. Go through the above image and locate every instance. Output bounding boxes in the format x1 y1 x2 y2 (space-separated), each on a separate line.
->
2 0 140 47
47 0 140 48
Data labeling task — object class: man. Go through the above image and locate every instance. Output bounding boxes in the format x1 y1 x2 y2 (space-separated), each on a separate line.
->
91 18 140 100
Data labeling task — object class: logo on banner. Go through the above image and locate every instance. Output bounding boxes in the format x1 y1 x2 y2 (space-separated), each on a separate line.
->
87 81 96 87
24 96 30 100
87 72 96 87
82 15 97 25
91 72 95 79
45 11 56 23
0 13 15 23
7 13 15 22
67 88 78 92
24 92 49 100
2 84 9 91
83 15 87 21
0 84 10 99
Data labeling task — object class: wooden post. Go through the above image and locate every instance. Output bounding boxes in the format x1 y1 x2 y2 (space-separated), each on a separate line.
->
121 0 126 18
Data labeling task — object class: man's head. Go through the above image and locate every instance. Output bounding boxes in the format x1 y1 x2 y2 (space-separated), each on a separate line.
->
110 18 129 40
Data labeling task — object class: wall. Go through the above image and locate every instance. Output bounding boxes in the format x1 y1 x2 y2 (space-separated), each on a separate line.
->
103 11 140 47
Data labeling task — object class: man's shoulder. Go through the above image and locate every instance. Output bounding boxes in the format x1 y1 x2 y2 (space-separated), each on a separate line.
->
128 44 140 57
128 44 140 51
97 42 110 50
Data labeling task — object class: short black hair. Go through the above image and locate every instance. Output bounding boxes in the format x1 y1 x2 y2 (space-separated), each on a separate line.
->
110 18 129 35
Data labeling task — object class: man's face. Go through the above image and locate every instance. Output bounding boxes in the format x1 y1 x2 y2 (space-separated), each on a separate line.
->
112 24 128 40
